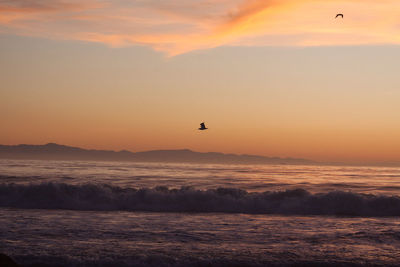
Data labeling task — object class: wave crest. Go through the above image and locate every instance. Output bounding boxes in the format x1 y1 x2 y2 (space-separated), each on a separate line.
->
1 183 399 216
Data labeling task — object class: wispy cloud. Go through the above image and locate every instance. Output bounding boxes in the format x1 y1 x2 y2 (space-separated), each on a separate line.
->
1 0 400 55
0 0 103 13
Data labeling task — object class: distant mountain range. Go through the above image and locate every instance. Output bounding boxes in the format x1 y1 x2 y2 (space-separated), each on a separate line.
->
0 143 315 165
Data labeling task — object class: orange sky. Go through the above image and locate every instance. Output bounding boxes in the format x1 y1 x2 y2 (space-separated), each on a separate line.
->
1 0 400 163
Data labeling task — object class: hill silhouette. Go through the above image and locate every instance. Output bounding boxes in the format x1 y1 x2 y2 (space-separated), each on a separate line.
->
0 143 314 165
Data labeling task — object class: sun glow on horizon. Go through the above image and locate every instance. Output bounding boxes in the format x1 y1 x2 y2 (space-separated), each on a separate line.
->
1 1 400 163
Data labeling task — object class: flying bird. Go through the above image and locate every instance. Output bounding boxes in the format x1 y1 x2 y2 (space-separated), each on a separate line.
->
335 13 343 19
198 122 208 131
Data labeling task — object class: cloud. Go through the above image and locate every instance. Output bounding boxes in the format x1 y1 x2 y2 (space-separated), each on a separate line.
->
218 0 281 33
1 0 400 55
0 0 103 13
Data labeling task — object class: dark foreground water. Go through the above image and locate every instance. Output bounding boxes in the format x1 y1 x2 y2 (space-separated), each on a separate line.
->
1 159 400 266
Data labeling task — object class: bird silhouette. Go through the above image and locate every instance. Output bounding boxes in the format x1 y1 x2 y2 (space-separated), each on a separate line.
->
335 13 343 19
198 122 208 130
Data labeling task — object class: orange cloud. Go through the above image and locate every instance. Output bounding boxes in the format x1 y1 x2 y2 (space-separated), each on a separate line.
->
1 0 400 55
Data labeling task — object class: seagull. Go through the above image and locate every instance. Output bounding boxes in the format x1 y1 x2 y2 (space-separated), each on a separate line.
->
335 13 343 19
198 122 208 131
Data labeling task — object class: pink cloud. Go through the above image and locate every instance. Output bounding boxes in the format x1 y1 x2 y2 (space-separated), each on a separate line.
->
1 0 400 55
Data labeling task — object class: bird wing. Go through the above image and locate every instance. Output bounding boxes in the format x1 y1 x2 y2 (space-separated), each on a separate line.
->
336 14 343 18
200 122 205 128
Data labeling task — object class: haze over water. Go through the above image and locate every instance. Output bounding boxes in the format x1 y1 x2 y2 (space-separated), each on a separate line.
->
1 159 400 266
2 159 400 194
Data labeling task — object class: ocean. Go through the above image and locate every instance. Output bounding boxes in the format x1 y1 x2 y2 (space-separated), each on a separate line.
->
1 159 400 266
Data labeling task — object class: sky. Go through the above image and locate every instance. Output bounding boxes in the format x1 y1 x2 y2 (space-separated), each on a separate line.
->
1 0 400 163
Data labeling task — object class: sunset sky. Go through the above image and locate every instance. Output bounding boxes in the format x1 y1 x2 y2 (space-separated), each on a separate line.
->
1 0 400 163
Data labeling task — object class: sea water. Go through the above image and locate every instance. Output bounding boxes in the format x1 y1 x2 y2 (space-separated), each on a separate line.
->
1 159 400 266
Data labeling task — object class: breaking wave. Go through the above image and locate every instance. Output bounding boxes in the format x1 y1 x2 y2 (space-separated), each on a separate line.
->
0 183 399 217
